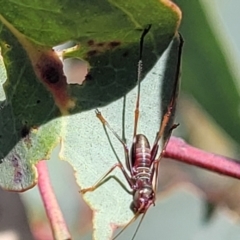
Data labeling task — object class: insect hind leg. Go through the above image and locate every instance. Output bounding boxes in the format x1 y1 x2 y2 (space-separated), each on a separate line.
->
95 109 129 155
82 109 134 190
80 163 131 194
95 109 132 168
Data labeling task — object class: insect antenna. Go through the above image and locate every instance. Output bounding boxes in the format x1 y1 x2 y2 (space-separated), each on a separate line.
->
112 25 153 240
100 116 123 164
122 96 127 143
133 24 152 138
131 210 148 240
112 212 141 240
113 202 150 240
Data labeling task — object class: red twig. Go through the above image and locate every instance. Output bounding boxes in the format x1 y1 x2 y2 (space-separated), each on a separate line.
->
164 137 240 179
37 160 71 240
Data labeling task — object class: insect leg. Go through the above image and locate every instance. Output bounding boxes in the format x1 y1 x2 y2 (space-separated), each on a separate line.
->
95 109 131 165
151 33 183 159
151 107 172 159
150 123 179 195
148 157 160 199
133 24 152 138
80 163 133 194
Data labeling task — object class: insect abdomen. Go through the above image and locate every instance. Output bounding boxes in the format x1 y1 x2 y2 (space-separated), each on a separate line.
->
133 134 151 168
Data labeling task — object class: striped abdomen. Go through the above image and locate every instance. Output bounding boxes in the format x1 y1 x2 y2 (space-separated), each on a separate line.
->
131 134 152 179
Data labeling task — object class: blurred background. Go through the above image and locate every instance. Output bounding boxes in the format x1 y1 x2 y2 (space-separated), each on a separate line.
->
1 0 240 239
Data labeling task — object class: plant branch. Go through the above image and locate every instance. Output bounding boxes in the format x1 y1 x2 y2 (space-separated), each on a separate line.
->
37 160 71 240
164 137 240 179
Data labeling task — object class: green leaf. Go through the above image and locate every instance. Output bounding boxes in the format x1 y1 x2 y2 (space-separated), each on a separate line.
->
175 0 240 144
0 1 181 191
61 34 182 240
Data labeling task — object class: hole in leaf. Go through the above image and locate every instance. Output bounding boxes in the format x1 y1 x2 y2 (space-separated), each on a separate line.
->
53 41 76 52
63 58 88 85
0 47 7 101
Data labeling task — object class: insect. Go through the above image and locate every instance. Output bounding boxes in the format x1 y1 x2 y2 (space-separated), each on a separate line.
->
81 25 183 239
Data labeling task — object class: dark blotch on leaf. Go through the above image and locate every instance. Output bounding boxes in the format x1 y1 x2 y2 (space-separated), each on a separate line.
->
12 156 19 168
43 66 60 84
97 42 105 47
87 50 98 58
14 171 22 183
122 51 129 57
36 100 41 104
109 41 121 48
21 125 30 138
87 40 95 46
85 73 93 81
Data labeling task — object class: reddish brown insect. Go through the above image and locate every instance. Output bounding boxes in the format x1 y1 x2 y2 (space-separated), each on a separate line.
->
81 25 183 239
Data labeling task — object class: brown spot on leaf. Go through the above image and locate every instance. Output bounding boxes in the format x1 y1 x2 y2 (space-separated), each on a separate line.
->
97 42 105 47
42 65 60 84
85 73 93 81
21 125 30 138
14 171 23 184
108 41 121 48
87 50 99 58
34 50 74 112
37 53 62 84
1 19 73 113
11 155 19 168
87 40 95 46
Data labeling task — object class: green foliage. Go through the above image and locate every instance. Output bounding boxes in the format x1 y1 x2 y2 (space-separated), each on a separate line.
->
175 0 240 144
1 1 238 239
61 34 182 240
0 0 180 201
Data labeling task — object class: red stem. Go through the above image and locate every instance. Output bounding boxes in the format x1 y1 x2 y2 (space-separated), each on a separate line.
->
37 160 71 240
164 137 240 179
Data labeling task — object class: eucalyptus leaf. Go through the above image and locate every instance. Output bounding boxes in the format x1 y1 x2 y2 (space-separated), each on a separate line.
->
0 1 181 191
61 33 182 240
